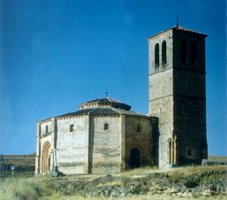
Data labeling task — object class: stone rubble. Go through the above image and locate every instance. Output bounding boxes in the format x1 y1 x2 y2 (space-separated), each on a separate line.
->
48 170 227 198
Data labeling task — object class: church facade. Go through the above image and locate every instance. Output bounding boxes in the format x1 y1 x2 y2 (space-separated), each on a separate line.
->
35 98 158 174
35 26 208 175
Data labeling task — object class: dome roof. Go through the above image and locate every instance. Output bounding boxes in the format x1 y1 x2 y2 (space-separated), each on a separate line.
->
80 97 131 111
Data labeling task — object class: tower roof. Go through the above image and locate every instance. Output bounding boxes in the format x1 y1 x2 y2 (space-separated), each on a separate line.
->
80 97 131 111
148 25 207 40
37 97 143 122
55 97 150 118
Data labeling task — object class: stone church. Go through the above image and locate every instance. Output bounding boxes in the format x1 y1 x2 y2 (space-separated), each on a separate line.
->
35 25 208 175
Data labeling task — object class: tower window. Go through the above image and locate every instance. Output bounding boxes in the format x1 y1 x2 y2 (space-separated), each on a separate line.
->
168 138 172 164
136 124 142 132
188 149 191 156
186 148 194 158
181 39 187 64
155 43 160 68
162 41 167 65
188 80 191 89
104 123 109 130
69 124 74 132
45 125 48 133
191 41 197 65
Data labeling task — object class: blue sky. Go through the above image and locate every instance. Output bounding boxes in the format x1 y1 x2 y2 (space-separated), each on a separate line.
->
0 0 226 156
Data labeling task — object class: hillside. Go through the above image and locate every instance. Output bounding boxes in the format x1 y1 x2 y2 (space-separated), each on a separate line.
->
0 165 226 200
208 156 227 162
1 154 35 178
1 154 226 177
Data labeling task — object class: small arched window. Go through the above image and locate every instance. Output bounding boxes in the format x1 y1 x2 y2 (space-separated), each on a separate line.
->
191 41 197 65
155 43 159 68
136 124 142 132
162 41 167 65
45 125 48 133
69 124 74 132
181 39 187 64
104 123 109 130
188 149 192 156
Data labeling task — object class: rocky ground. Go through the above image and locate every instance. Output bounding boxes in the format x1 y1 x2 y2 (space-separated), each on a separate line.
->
46 165 227 198
0 159 226 199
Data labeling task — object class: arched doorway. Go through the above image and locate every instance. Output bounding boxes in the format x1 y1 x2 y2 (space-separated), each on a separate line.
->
130 148 141 168
41 142 51 173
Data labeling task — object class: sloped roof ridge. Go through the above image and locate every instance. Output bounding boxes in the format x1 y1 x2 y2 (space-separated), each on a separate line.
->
173 25 207 36
39 106 152 122
105 97 120 103
88 107 98 114
85 97 121 104
56 108 94 118
110 107 122 114
113 107 149 117
148 25 207 40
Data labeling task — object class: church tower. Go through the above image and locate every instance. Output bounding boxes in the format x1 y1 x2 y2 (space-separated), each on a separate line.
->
148 26 208 168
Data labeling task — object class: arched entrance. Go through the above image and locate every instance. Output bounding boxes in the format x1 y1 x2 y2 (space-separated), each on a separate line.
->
130 148 141 168
41 142 51 173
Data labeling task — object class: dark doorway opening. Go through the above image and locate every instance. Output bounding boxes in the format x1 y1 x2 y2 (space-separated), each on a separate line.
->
130 148 141 168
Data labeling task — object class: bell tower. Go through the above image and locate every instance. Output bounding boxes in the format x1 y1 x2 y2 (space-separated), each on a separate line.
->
148 26 208 168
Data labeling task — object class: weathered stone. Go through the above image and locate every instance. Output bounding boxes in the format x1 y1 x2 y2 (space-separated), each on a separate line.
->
148 26 207 169
35 26 208 175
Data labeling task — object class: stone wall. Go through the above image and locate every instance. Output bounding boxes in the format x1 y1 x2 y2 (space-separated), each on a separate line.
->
148 29 173 75
35 118 55 175
148 27 207 168
90 116 122 174
173 29 207 165
56 116 89 174
172 29 206 72
148 29 174 169
36 113 156 175
124 116 153 168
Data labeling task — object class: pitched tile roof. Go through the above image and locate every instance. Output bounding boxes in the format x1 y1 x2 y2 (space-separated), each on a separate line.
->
56 107 149 119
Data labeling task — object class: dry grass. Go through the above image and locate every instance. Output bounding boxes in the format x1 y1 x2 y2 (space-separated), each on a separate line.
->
208 156 227 162
121 166 158 177
50 194 227 200
169 165 227 182
0 178 39 200
0 165 226 200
